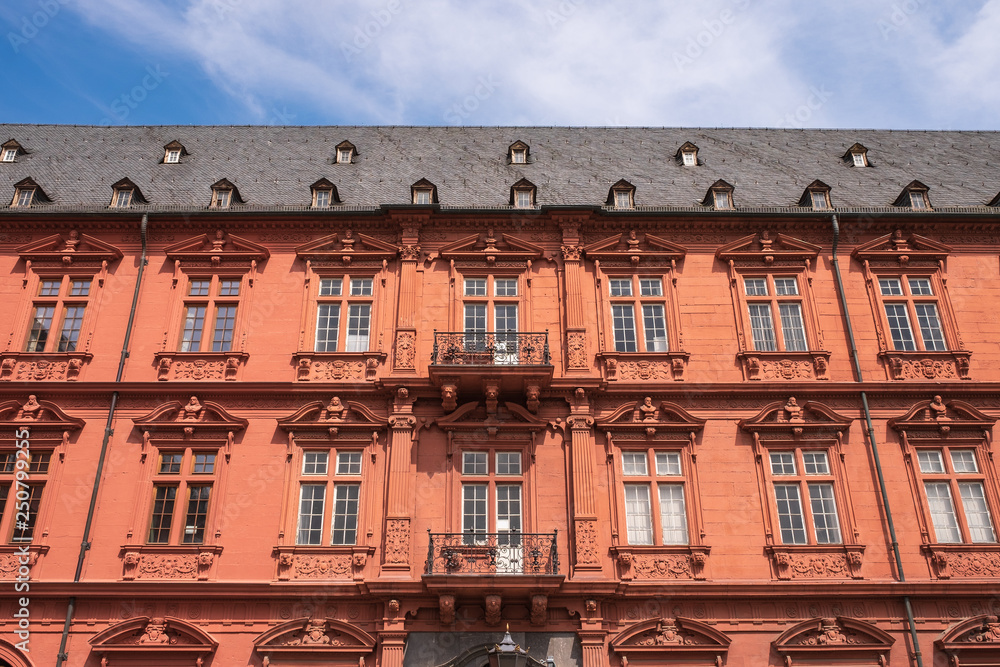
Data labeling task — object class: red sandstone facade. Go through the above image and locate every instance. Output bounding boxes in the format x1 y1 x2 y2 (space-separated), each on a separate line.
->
1 126 1000 667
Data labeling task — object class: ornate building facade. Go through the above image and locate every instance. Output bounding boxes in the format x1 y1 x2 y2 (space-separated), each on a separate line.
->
1 125 1000 666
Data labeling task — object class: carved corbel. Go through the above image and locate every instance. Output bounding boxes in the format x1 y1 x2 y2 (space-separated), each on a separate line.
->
530 594 548 626
484 594 502 626
439 594 456 625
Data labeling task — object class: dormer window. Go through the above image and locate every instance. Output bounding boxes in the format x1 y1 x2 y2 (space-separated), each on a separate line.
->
163 140 188 164
703 180 734 210
508 140 530 165
2 139 24 163
11 178 48 208
209 179 243 209
110 178 146 208
844 142 869 167
608 179 636 209
676 142 699 166
335 140 356 164
798 180 832 210
894 181 931 210
510 178 536 208
114 188 133 207
410 178 437 205
310 178 340 209
2 148 17 163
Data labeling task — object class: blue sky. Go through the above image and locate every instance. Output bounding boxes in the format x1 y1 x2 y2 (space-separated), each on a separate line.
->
1 0 998 129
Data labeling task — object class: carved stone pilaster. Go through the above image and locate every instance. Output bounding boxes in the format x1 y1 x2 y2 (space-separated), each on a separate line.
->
575 519 599 566
393 330 416 371
566 331 588 370
384 518 411 566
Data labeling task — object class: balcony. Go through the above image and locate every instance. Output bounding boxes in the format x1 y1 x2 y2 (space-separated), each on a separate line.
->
428 332 553 393
425 531 559 576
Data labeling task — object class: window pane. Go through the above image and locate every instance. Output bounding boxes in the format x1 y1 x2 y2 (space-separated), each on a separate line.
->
303 451 329 475
315 304 340 352
853 152 866 167
959 482 997 543
748 303 776 351
463 452 487 475
802 451 830 475
774 484 807 544
924 482 961 543
516 190 532 207
495 279 518 296
496 484 522 535
179 306 206 352
38 280 60 296
464 304 487 333
192 453 216 474
462 484 488 539
464 279 487 296
914 303 946 351
148 486 176 543
624 484 653 545
713 190 730 208
918 450 945 474
28 453 50 474
331 484 360 545
336 451 363 475
811 191 828 209
642 304 668 352
778 303 807 351
609 279 632 297
612 305 637 352
496 452 521 475
319 278 343 296
614 190 631 208
314 189 331 208
25 306 55 352
682 151 696 166
879 278 903 296
350 278 373 296
808 483 842 544
770 452 796 475
297 484 326 545
182 485 211 543
69 279 91 296
57 305 86 352
744 278 768 296
159 453 182 474
345 304 371 351
9 486 43 543
655 452 681 476
639 279 663 296
218 279 240 296
883 304 916 351
211 305 238 352
622 452 648 476
188 280 210 296
908 278 934 295
773 277 799 295
951 450 978 473
658 484 688 544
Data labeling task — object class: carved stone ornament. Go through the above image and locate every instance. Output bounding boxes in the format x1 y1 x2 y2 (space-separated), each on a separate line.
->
88 615 218 663
597 400 705 442
574 519 599 565
767 546 865 580
435 400 549 443
716 230 821 266
484 594 502 626
530 594 548 626
566 331 588 370
120 547 221 581
16 230 124 279
164 230 269 274
277 400 388 452
438 231 544 267
936 614 1000 666
295 230 401 265
293 352 384 382
614 546 710 581
582 231 687 268
599 352 690 383
880 351 971 381
439 594 456 625
889 397 995 440
0 396 83 458
739 398 851 441
272 545 372 581
253 617 376 665
0 352 91 382
384 518 411 565
154 351 248 381
394 330 416 371
922 545 1000 579
0 546 46 580
133 399 247 455
774 617 894 667
611 617 731 665
738 351 831 381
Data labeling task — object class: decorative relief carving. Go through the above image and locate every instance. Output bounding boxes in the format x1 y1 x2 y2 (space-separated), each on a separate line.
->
739 352 830 381
768 548 863 580
599 353 689 382
154 353 246 381
394 330 416 370
575 519 599 565
0 549 41 578
566 331 587 370
0 354 89 381
384 519 410 565
439 595 456 625
615 548 708 581
881 352 971 381
530 594 548 626
277 554 353 580
484 594 502 626
925 547 1000 579
293 353 383 382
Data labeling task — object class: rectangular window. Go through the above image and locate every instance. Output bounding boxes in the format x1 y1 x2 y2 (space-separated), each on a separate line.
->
609 279 632 297
852 152 867 167
810 191 829 209
24 276 95 353
460 448 526 548
620 448 690 546
914 303 946 351
515 189 533 208
808 483 842 543
462 484 488 537
642 305 668 352
655 452 682 476
338 148 352 163
496 452 521 475
182 485 211 543
295 447 364 546
658 485 688 544
315 304 341 352
622 452 648 476
917 447 997 544
25 306 55 352
178 276 244 353
147 448 217 545
607 276 672 353
877 274 950 352
778 303 807 351
682 151 696 166
345 304 371 351
495 279 518 296
16 188 35 207
331 484 360 545
614 190 632 208
774 484 807 544
744 276 809 352
612 304 637 352
748 304 777 351
166 149 181 163
297 484 326 545
884 303 916 351
2 148 17 162
336 451 363 475
414 189 432 205
769 449 842 545
303 451 329 475
191 453 216 474
314 189 332 208
624 484 653 545
9 485 43 543
463 452 488 475
211 305 237 352
1 452 52 544
925 482 961 543
713 190 731 209
313 275 374 352
465 279 487 296
114 189 133 207
148 485 177 543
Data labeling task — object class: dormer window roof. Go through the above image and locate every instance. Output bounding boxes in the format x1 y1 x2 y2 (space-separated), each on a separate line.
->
894 180 931 210
988 191 1000 207
508 140 530 164
335 140 357 164
209 178 244 208
310 178 340 208
110 177 148 208
843 142 870 167
2 139 25 163
163 140 189 164
676 141 699 166
410 178 438 205
798 180 832 210
607 179 635 208
703 179 734 209
11 177 50 208
510 178 536 208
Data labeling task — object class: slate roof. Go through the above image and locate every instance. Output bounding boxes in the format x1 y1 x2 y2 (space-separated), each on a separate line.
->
0 125 998 211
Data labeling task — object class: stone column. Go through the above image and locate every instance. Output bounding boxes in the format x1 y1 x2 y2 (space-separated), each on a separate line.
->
382 388 416 574
391 215 424 373
557 216 590 372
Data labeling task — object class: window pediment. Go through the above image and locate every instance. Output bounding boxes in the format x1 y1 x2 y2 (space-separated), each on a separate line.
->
89 616 217 660
584 230 686 268
254 617 375 662
508 139 530 164
509 177 537 207
739 397 851 440
164 230 269 274
209 178 244 206
612 616 730 663
893 179 931 208
438 228 544 265
888 396 994 438
937 615 1000 660
597 400 705 441
0 396 82 450
16 230 123 274
295 230 398 265
110 177 148 205
852 229 950 267
277 398 388 451
774 617 893 664
716 231 821 267
133 397 247 454
11 177 51 204
437 400 548 442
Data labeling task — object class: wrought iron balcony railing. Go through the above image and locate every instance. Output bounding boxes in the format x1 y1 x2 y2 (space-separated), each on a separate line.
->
425 531 559 575
431 331 550 367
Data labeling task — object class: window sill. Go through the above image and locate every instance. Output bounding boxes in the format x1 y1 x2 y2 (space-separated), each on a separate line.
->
766 544 864 580
737 350 830 381
611 545 709 581
0 544 49 580
154 351 247 381
119 545 222 581
879 350 971 381
0 352 91 381
922 543 1000 579
272 545 374 581
293 351 385 382
597 351 690 383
